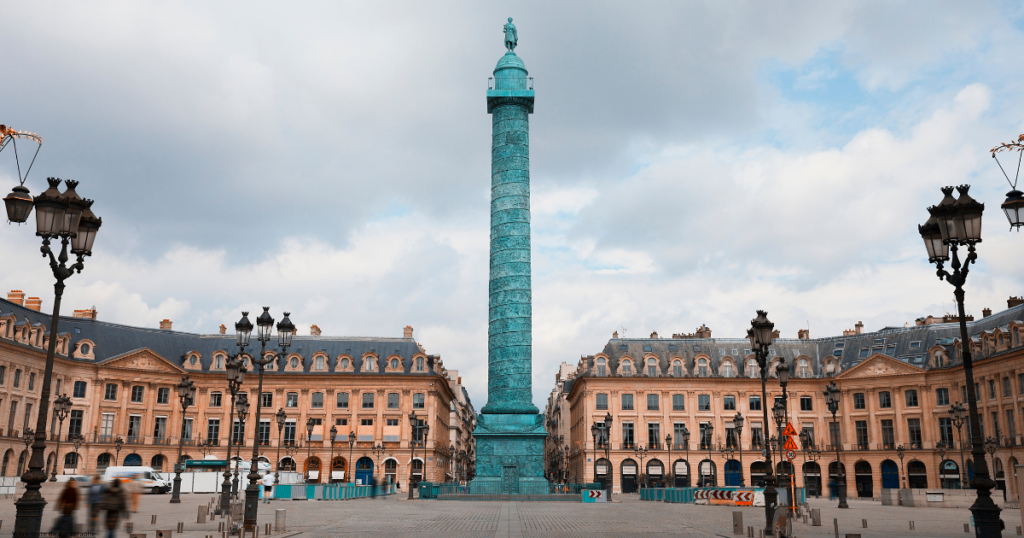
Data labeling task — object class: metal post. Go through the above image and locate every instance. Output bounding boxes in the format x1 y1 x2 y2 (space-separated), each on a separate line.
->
171 377 195 503
49 399 69 481
220 381 238 515
831 408 848 509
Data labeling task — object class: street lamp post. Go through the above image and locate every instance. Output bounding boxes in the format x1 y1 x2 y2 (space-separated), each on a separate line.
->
734 412 746 486
897 445 906 490
49 394 72 481
409 411 426 499
305 417 315 483
748 310 780 534
348 431 356 483
679 425 691 487
721 442 735 485
233 393 250 498
242 309 294 532
919 185 1003 535
371 443 385 484
990 136 1024 231
823 381 848 509
6 173 104 537
327 426 338 484
71 434 83 475
114 436 123 466
633 445 648 490
705 423 715 487
275 409 286 482
219 353 246 514
666 433 673 489
171 376 196 503
950 402 969 489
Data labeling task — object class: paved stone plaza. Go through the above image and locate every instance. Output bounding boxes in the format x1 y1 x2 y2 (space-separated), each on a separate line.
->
2 484 1023 538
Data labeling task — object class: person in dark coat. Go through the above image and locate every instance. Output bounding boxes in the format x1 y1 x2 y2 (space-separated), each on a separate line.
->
88 475 106 534
103 479 127 538
52 480 79 537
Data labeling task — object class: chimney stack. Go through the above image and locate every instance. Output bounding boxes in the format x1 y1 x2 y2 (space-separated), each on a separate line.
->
650 331 659 338
311 324 322 337
1009 296 1024 309
7 290 25 306
404 325 414 338
855 321 864 334
159 319 173 330
219 324 226 335
24 297 42 311
73 309 97 320
612 331 618 338
983 308 992 318
798 329 809 340
771 329 781 339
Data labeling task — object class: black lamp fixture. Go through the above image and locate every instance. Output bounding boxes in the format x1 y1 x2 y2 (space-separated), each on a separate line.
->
348 431 357 483
275 408 287 481
219 348 247 515
991 134 1024 231
822 381 848 509
49 395 72 482
171 376 196 503
748 309 779 535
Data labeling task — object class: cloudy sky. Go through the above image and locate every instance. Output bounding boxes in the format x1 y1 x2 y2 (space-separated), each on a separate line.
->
2 2 1024 409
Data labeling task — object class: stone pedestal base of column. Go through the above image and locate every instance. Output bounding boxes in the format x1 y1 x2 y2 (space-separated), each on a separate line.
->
470 413 549 494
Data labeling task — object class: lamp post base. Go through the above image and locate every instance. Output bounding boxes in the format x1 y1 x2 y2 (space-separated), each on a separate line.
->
969 477 1004 536
218 475 232 515
170 474 182 503
243 483 259 531
763 476 778 537
837 481 849 509
13 480 47 538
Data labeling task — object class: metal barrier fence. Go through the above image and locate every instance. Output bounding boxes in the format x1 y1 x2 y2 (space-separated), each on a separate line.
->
426 482 601 501
272 482 394 500
640 486 803 506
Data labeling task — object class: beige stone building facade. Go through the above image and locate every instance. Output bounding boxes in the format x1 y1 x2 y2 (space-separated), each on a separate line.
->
0 291 475 488
545 298 1024 500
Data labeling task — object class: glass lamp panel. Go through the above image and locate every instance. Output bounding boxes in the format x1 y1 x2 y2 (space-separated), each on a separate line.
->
256 307 274 340
1002 190 1024 229
746 329 757 351
71 205 101 255
236 312 253 347
277 313 295 347
4 185 33 223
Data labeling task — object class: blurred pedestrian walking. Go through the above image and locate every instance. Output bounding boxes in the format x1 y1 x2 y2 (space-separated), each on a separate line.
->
88 475 106 534
52 480 79 537
103 479 127 538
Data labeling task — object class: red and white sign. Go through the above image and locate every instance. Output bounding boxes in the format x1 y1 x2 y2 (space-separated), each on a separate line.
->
786 449 796 461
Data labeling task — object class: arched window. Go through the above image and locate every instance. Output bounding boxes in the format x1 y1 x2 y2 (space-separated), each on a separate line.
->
315 356 324 371
63 452 78 468
390 358 399 369
290 357 298 368
340 358 350 369
215 355 224 369
747 360 758 377
698 359 708 377
721 362 733 378
825 361 836 376
189 355 197 366
596 358 607 376
673 360 682 377
647 359 658 377
798 359 810 378
622 360 632 375
366 357 376 371
416 357 424 371
280 457 296 471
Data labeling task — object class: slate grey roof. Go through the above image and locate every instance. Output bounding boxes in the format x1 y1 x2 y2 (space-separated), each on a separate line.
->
0 297 436 375
581 303 1024 378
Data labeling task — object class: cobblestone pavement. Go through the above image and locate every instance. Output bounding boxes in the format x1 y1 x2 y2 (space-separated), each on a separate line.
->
0 485 1021 537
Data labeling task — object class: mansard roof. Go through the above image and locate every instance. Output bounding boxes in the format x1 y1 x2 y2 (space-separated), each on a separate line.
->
579 302 1024 379
0 297 435 376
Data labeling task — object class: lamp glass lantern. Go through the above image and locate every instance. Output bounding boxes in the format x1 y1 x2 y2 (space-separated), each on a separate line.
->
918 214 949 262
33 178 67 237
256 307 274 341
275 408 286 428
1002 189 1024 230
951 185 984 243
235 312 253 347
330 426 338 442
932 187 960 243
58 180 86 236
236 394 250 417
305 417 315 437
177 377 194 400
750 311 775 347
70 202 101 256
777 360 789 386
733 412 745 431
348 431 356 445
276 312 295 347
3 184 33 224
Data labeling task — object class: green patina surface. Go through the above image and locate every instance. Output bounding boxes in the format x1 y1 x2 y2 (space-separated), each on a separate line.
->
472 22 549 494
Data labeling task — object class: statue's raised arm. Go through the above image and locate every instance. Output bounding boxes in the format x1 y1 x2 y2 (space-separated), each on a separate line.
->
503 17 518 52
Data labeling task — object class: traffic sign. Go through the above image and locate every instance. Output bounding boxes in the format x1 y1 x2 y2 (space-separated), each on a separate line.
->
582 489 606 503
782 422 798 437
782 436 799 451
786 449 796 461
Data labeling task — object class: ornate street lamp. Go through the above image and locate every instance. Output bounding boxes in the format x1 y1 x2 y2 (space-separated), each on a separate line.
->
275 408 286 481
113 436 123 466
327 426 338 484
897 445 906 490
919 186 1003 534
305 417 315 484
71 434 84 475
823 382 848 509
602 412 613 500
938 441 948 462
748 310 780 533
233 392 250 498
171 376 196 503
734 412 746 486
633 445 648 489
371 443 386 483
244 309 294 532
991 135 1024 231
704 422 715 487
6 172 104 535
49 394 72 481
666 433 673 489
219 350 246 515
950 402 969 488
680 424 691 487
348 431 356 483
409 411 426 499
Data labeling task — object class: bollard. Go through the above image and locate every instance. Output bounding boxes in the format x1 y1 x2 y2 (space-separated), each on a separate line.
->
862 519 867 528
198 506 207 524
965 523 970 533
177 522 184 533
152 515 158 525
1017 525 1022 536
733 512 743 535
909 521 915 530
265 523 271 536
747 526 754 537
834 518 839 538
219 522 225 532
811 508 821 526
275 509 286 532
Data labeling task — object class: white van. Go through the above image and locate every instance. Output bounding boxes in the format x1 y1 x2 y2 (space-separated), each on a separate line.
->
102 466 170 494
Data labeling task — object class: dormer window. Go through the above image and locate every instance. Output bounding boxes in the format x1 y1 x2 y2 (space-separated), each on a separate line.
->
290 357 298 368
647 359 657 377
315 356 325 371
366 357 377 371
720 362 733 377
697 358 708 377
746 360 758 377
391 358 399 369
215 355 224 369
416 357 424 371
189 355 197 366
672 360 682 377
596 358 607 376
622 360 632 375
340 358 350 369
798 359 810 378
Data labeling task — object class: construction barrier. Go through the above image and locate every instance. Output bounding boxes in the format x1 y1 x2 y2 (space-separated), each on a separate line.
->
272 482 393 500
641 487 766 507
